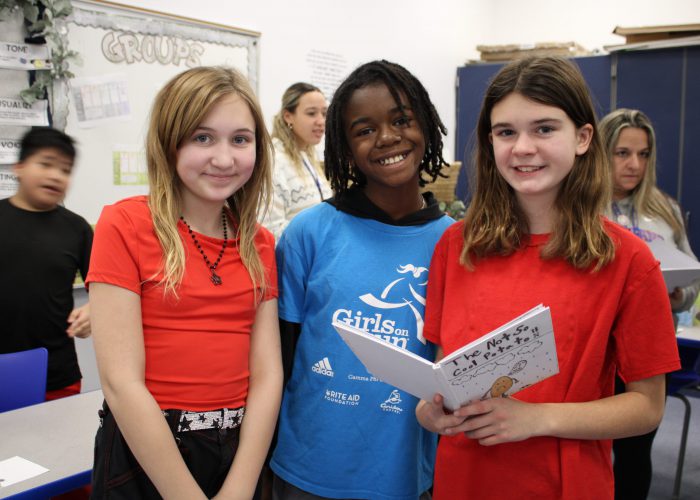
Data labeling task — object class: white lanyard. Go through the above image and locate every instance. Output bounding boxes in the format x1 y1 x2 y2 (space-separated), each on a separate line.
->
302 157 324 201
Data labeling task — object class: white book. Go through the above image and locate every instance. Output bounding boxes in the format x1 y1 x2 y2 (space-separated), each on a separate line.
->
647 239 700 292
333 304 559 411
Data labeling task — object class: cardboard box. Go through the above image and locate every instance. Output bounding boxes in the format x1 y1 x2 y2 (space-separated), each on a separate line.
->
422 161 461 203
613 24 700 44
476 42 589 62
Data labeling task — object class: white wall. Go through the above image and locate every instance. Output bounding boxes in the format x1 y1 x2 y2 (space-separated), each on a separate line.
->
109 0 698 163
111 0 484 162
479 0 700 52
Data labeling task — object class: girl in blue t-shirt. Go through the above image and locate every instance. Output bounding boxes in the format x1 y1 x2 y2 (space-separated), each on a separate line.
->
270 60 454 500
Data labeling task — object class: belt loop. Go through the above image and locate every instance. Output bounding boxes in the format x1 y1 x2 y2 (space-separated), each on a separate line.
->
97 400 109 427
164 409 182 436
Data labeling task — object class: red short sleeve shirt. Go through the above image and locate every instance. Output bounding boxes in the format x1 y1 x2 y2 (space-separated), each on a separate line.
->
424 220 679 500
87 196 277 410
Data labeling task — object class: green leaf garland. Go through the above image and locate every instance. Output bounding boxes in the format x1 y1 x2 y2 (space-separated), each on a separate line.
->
1 0 78 105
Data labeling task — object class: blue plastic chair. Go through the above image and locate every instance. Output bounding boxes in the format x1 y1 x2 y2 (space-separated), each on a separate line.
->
0 347 48 412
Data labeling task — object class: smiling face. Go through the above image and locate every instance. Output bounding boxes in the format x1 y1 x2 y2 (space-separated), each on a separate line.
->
12 148 73 211
612 127 649 201
490 92 592 213
176 93 257 212
284 90 327 147
343 83 426 200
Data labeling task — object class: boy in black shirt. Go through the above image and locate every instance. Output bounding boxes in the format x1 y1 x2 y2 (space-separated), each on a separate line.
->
0 127 93 399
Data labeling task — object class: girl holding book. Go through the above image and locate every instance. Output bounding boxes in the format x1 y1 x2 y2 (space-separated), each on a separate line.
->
270 60 453 500
600 108 699 500
416 57 680 499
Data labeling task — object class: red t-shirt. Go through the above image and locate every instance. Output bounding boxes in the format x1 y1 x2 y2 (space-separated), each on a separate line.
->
424 219 679 500
86 196 277 411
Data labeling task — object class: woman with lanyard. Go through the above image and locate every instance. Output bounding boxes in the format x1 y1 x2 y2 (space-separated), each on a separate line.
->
262 82 332 240
600 108 700 500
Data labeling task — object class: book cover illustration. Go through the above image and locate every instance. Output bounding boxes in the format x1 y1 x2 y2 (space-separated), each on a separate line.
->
438 306 558 405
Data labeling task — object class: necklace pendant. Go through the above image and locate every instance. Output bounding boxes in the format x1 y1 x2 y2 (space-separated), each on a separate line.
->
210 271 223 286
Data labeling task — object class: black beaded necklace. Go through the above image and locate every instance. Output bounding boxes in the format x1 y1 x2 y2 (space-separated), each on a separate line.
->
180 209 227 286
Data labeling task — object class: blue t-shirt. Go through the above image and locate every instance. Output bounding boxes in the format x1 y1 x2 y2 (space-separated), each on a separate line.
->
271 202 453 500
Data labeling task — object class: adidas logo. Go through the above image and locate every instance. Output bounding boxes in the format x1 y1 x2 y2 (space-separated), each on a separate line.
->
312 357 334 377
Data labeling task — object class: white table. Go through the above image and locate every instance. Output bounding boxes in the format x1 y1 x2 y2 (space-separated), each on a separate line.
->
0 390 103 499
677 325 700 344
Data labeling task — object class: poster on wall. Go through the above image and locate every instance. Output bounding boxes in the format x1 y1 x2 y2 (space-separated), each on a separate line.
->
0 137 21 164
306 49 348 100
0 166 18 199
71 73 130 128
0 41 52 70
0 98 49 126
113 145 147 186
59 0 260 224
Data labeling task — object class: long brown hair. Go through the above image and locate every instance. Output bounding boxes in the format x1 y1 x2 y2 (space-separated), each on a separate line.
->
146 66 273 297
461 56 614 271
599 108 684 243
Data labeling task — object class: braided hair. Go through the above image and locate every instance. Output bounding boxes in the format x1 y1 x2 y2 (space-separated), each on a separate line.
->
324 60 448 194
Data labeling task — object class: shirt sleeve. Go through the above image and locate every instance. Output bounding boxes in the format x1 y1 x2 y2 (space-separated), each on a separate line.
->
669 200 700 312
85 204 142 295
275 221 311 324
256 225 279 301
423 231 450 347
614 247 680 382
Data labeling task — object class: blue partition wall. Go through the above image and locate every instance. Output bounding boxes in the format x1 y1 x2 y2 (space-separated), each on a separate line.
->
615 46 700 252
615 49 684 201
681 47 700 253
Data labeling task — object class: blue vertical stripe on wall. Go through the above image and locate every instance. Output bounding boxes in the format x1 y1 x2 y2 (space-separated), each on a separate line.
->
454 62 502 203
616 49 684 200
681 46 700 253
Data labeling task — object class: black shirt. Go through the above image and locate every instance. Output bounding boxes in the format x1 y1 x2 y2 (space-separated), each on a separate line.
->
0 198 93 390
325 185 444 226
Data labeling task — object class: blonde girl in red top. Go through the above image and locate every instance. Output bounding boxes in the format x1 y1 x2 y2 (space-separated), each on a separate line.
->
416 57 680 499
87 67 282 499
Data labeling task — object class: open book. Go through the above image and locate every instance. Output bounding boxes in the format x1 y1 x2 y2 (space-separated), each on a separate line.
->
647 239 700 292
333 305 558 411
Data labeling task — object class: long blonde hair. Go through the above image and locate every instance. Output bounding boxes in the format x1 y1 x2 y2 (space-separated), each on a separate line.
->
146 66 273 297
461 56 615 271
599 108 684 243
271 82 323 175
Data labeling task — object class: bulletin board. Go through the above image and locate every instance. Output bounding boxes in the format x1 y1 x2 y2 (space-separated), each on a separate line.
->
60 0 260 223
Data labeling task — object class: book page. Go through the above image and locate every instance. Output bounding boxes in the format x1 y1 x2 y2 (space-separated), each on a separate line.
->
647 239 700 292
438 306 558 406
333 322 444 403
